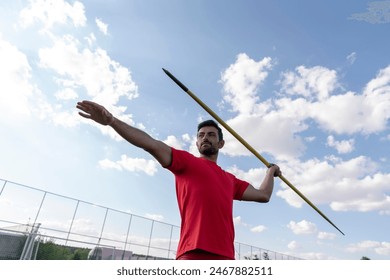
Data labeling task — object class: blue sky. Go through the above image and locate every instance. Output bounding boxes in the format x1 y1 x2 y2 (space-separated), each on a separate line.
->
1 0 390 260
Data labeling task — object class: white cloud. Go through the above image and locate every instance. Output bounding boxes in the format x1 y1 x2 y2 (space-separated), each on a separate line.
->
98 158 122 171
310 66 390 135
39 35 139 103
220 53 272 114
0 35 55 124
347 52 357 64
227 165 267 188
304 136 316 142
250 225 267 233
37 33 139 132
19 0 87 32
99 155 158 176
276 156 390 214
163 135 191 150
1 0 140 133
145 213 164 222
281 65 338 101
116 155 158 176
317 231 337 240
52 110 80 127
95 18 108 35
287 220 317 235
55 88 78 100
220 60 390 161
233 216 242 226
348 1 390 24
228 153 390 215
287 240 301 250
84 33 97 47
346 240 390 256
297 252 333 260
327 135 355 154
222 112 307 160
375 242 390 255
233 215 250 228
218 56 390 216
0 36 34 117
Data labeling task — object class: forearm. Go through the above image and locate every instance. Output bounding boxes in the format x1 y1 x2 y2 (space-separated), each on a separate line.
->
241 165 280 202
258 172 275 201
110 118 155 150
109 118 172 167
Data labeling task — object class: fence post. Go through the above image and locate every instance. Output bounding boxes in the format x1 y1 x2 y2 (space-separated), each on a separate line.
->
146 220 154 258
168 225 173 259
0 180 7 197
122 214 133 260
32 192 47 226
65 200 80 245
97 208 109 246
20 223 41 260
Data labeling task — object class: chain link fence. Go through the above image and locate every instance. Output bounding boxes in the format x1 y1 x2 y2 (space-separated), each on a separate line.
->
0 178 302 260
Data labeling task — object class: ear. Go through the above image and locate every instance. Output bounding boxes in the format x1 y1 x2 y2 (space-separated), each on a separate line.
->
218 140 225 149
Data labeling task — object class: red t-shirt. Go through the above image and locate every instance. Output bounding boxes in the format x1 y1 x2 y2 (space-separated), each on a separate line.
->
166 148 249 259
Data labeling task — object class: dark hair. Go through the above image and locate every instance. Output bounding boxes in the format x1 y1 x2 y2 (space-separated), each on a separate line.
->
197 120 223 141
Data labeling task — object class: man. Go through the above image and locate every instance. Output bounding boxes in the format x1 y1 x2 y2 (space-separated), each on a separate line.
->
76 100 281 260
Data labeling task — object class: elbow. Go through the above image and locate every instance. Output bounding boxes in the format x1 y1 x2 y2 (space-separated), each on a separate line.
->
256 195 271 203
262 197 271 203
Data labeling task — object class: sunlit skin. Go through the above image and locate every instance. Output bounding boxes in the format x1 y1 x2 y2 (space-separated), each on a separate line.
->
196 126 225 162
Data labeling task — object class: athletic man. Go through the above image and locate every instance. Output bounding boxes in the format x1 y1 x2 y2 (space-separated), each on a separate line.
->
76 100 281 260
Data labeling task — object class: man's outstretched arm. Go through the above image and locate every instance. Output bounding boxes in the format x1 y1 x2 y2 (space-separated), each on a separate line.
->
240 165 281 203
76 100 172 167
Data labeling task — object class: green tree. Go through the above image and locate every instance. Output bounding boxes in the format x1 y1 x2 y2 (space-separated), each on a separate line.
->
36 240 89 260
72 249 89 260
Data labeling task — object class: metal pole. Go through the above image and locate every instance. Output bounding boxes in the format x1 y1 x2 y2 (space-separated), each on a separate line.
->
123 214 133 260
33 192 47 226
168 225 173 259
65 200 80 245
146 220 155 258
163 68 345 236
0 180 7 196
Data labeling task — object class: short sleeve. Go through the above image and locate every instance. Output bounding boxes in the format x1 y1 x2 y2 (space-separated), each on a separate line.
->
233 177 250 200
165 148 191 174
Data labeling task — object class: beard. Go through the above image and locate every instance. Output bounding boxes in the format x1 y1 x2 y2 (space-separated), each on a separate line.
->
199 145 218 156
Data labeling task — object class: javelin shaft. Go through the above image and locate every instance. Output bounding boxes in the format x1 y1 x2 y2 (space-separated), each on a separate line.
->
163 68 345 235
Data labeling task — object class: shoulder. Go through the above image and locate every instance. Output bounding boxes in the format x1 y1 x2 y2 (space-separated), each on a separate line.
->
166 148 197 173
171 147 194 159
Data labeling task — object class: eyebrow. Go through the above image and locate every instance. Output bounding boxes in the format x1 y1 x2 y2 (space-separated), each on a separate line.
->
198 131 217 136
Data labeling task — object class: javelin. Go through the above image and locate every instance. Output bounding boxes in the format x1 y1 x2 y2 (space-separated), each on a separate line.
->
162 68 345 236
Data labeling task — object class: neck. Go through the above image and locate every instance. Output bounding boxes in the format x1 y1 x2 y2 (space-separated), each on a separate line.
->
199 153 218 163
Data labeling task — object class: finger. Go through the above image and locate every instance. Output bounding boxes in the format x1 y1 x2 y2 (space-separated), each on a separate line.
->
77 100 100 111
79 100 98 106
76 102 90 111
78 112 91 119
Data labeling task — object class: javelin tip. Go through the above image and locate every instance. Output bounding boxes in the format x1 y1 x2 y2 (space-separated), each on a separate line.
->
162 68 189 92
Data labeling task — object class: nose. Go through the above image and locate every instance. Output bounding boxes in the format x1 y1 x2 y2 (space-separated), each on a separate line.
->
201 135 210 142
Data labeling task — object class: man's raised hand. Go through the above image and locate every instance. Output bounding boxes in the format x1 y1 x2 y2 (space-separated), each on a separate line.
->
76 100 115 126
